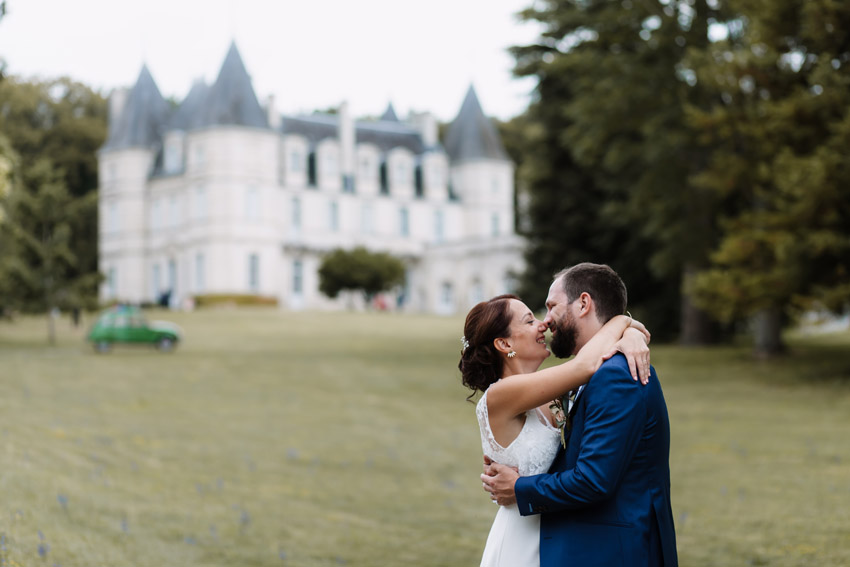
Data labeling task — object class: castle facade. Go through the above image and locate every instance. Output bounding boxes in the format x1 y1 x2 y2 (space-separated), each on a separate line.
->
98 43 523 314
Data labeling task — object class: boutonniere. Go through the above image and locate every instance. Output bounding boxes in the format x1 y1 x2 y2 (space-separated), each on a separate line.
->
549 396 569 448
549 390 579 448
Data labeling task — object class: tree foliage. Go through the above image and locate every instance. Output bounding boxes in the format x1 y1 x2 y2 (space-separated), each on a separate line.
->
0 159 101 340
509 0 850 353
686 0 850 354
510 0 727 340
0 76 107 318
317 247 406 303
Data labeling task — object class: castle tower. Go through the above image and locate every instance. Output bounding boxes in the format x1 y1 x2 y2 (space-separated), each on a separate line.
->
167 41 278 298
98 65 170 303
444 85 514 240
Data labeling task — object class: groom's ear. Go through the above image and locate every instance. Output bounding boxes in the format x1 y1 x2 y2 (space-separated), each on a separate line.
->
493 337 512 355
577 292 594 318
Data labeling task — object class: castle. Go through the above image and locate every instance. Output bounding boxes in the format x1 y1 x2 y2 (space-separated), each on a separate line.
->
98 42 523 314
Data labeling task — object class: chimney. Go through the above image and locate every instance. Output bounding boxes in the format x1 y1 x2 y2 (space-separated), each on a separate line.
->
410 111 437 149
108 87 129 138
338 101 355 179
266 94 281 129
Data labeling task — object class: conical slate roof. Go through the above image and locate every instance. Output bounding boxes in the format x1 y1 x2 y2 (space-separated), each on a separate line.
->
198 42 269 129
169 79 209 130
444 85 508 163
103 65 170 150
380 102 399 122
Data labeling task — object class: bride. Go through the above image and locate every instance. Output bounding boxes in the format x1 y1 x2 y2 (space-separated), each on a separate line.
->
459 294 650 567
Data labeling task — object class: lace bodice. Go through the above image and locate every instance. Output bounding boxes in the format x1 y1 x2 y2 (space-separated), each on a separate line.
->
476 389 561 477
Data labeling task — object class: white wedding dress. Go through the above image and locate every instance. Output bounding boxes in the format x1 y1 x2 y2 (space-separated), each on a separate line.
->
477 388 561 567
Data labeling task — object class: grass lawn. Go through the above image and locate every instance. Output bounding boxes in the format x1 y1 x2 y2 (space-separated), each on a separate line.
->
0 308 848 566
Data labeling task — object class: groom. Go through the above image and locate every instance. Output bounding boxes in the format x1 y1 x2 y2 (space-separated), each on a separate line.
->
482 263 678 566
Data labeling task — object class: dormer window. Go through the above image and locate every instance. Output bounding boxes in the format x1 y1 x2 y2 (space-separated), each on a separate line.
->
394 161 408 185
359 156 373 180
324 153 338 177
164 135 184 174
289 150 302 173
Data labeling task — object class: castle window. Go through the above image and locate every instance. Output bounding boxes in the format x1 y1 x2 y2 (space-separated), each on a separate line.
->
324 153 338 177
152 263 161 298
245 186 260 220
292 259 303 294
359 156 373 180
379 162 389 195
414 166 424 198
194 186 207 220
169 195 178 228
151 198 162 230
329 200 339 232
106 267 117 299
195 253 205 293
434 209 445 243
431 164 443 189
394 161 408 186
291 197 302 231
248 253 260 292
469 279 484 306
342 175 355 193
361 202 374 234
307 152 317 187
399 207 410 237
107 202 119 233
440 281 454 311
491 213 500 237
289 150 302 173
164 138 183 174
193 144 205 170
167 259 177 292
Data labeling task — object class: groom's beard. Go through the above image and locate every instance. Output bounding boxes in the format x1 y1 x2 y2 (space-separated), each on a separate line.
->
550 317 578 359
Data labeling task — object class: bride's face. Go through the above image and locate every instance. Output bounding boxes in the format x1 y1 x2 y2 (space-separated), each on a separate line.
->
506 299 550 363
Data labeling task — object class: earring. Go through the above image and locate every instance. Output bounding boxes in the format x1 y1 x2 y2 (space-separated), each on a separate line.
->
507 351 516 358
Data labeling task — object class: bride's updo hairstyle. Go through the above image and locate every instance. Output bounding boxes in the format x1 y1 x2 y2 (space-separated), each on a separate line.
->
459 294 520 399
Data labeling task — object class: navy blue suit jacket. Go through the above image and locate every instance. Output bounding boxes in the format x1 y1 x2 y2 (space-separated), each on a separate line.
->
514 354 678 566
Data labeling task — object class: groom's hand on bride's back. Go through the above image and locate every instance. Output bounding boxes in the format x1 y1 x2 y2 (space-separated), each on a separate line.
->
481 456 520 506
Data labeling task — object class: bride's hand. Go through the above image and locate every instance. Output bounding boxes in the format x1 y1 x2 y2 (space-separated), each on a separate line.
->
602 327 651 384
628 318 651 343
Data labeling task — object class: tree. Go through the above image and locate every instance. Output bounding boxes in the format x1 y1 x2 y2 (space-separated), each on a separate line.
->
509 0 726 341
0 76 107 315
317 247 406 305
0 159 100 342
688 0 850 356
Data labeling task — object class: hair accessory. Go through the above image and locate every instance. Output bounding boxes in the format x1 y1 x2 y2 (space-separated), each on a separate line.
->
507 350 516 358
461 336 470 353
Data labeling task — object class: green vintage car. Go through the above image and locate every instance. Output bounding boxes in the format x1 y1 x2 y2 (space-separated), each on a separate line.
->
88 305 182 353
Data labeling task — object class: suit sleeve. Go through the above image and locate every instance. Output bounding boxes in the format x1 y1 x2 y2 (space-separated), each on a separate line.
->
515 360 646 515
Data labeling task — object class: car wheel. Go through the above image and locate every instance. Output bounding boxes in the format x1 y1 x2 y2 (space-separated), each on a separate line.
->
94 341 111 353
157 337 175 352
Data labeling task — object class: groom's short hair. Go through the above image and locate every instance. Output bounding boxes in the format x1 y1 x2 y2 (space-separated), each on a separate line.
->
554 263 627 324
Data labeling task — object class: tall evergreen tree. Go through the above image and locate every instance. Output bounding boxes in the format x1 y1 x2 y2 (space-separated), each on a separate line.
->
511 0 725 340
0 76 107 310
688 0 850 355
0 159 99 342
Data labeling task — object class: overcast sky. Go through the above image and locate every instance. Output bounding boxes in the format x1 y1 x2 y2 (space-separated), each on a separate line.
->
0 0 543 122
